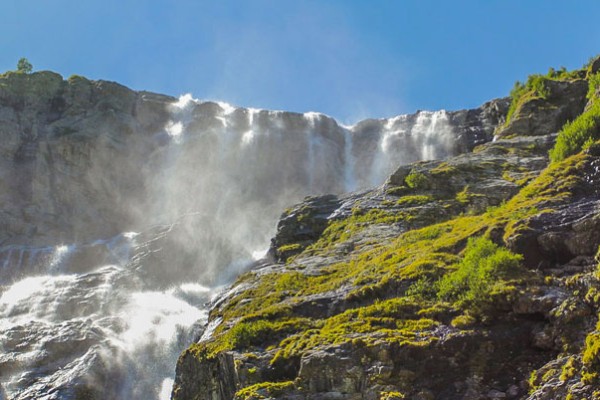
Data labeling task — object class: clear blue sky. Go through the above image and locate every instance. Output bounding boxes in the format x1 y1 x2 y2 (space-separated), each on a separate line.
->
2 0 600 123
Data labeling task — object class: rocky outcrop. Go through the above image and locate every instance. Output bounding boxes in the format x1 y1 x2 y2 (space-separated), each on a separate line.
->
0 71 174 246
495 78 587 138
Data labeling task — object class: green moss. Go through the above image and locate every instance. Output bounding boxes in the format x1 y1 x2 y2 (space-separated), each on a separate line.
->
560 357 577 381
506 74 551 124
436 236 523 310
189 317 314 359
588 72 600 100
396 195 434 207
405 171 430 189
528 370 539 394
277 243 302 253
450 314 476 328
550 102 600 162
272 297 440 364
505 64 585 127
379 391 406 400
234 381 296 400
385 186 409 196
304 207 409 251
429 162 457 176
454 185 486 206
582 331 600 383
550 72 600 162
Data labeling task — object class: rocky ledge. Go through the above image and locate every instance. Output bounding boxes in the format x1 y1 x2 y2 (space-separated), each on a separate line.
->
172 60 600 399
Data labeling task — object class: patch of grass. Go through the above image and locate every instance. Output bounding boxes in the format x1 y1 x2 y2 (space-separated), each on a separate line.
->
505 64 584 126
506 74 551 124
277 243 302 253
436 236 523 309
582 331 600 384
405 171 430 189
549 100 600 162
189 317 314 359
587 72 600 100
235 381 296 400
560 357 577 381
396 195 434 207
272 297 440 364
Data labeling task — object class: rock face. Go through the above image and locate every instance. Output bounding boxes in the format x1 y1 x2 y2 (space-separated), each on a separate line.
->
0 71 174 246
496 78 587 138
0 69 511 399
172 60 600 400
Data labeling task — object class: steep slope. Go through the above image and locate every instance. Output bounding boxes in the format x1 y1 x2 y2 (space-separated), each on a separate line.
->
172 60 600 399
0 70 505 399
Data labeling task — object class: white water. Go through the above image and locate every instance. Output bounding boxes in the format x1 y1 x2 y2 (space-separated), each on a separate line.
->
0 95 464 399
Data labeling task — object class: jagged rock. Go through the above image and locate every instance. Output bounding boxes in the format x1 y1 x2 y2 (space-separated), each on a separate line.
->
269 195 341 262
496 79 588 138
173 351 237 400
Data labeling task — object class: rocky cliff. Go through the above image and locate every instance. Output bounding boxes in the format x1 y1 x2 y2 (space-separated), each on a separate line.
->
172 59 600 400
0 68 509 400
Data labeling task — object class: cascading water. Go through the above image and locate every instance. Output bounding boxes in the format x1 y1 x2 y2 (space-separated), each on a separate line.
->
0 91 477 399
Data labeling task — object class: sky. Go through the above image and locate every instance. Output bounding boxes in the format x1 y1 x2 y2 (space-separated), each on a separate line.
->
2 0 600 124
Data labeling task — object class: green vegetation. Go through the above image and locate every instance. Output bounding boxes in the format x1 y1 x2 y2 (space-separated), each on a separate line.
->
587 72 600 100
184 71 600 397
234 381 296 400
505 65 584 126
436 236 522 308
304 207 409 250
272 297 440 364
582 331 600 384
379 391 406 400
506 74 551 124
190 317 314 359
560 357 577 381
405 170 430 189
550 92 600 162
396 194 434 207
17 57 32 74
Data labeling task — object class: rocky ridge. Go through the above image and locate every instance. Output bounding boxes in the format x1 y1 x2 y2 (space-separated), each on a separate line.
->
172 59 600 400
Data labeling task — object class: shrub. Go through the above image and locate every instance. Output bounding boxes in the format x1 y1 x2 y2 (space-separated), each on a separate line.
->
16 57 32 74
405 171 429 189
549 100 600 162
506 74 550 124
436 236 522 308
588 72 600 100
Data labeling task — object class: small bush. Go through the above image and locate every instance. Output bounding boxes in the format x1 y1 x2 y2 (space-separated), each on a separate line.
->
405 171 429 189
549 100 600 162
235 381 295 400
506 75 550 123
436 236 522 308
17 57 33 74
396 195 434 207
588 73 600 100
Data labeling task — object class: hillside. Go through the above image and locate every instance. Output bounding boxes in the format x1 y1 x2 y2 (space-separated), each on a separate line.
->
172 58 600 400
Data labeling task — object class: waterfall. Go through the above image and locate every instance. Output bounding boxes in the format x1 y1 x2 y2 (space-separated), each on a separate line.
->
0 94 472 399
